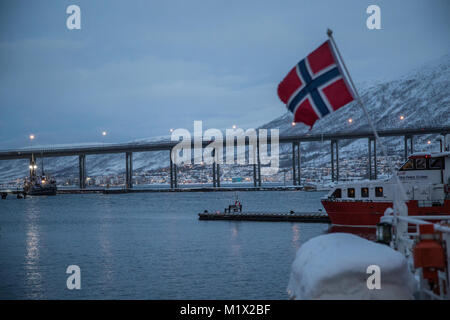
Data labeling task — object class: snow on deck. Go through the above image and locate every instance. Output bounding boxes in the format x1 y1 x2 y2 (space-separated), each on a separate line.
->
287 233 416 299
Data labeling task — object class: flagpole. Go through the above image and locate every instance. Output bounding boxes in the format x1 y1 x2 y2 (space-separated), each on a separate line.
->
326 28 408 250
326 29 386 162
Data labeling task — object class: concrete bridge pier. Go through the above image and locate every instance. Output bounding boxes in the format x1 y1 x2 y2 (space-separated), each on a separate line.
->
330 140 339 182
252 140 262 187
212 149 220 188
368 138 372 180
404 136 408 161
173 163 178 188
292 142 297 186
297 142 301 186
440 132 448 152
291 142 301 186
331 141 334 181
368 138 377 180
211 162 220 188
216 163 220 188
336 141 339 181
212 161 216 187
373 139 377 179
169 151 174 189
257 138 261 187
404 135 414 161
78 154 86 189
125 152 133 189
169 149 178 188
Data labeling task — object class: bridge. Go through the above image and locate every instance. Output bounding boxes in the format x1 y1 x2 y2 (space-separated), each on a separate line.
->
0 126 449 189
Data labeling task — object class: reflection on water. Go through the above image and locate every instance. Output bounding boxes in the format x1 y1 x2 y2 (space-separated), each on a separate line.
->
291 224 301 252
230 223 241 256
98 198 114 287
24 200 43 299
229 223 244 276
231 223 239 240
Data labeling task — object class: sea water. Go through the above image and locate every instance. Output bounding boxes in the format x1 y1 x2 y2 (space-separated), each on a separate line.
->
0 191 329 299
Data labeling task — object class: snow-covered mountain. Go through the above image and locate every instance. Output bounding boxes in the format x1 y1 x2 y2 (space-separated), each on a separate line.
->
269 56 449 133
264 53 450 167
0 54 449 184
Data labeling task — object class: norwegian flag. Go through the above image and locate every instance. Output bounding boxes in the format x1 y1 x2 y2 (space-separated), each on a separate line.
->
277 40 354 128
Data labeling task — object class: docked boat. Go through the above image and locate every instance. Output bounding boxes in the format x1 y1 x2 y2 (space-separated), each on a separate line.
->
23 176 57 196
321 136 450 227
23 155 57 196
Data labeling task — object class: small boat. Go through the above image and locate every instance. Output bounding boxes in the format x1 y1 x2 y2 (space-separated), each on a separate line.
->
224 193 243 213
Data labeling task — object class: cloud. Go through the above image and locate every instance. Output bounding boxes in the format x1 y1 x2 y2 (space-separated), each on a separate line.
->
0 45 283 147
1 0 449 148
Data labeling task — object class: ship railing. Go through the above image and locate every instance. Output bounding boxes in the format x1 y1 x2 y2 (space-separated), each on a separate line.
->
388 215 450 300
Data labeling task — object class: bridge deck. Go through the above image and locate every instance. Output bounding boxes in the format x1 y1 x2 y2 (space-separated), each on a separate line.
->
0 126 448 160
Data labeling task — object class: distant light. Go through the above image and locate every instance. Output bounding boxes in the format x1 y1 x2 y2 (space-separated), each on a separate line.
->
33 165 37 169
427 140 431 145
291 122 296 126
29 165 33 169
399 115 405 120
232 125 237 129
169 128 174 133
29 134 35 140
102 131 107 136
348 118 353 124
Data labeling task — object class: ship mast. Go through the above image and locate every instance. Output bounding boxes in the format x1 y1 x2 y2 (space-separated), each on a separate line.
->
29 153 36 180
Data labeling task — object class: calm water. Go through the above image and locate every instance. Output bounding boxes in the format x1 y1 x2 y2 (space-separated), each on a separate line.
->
0 191 329 299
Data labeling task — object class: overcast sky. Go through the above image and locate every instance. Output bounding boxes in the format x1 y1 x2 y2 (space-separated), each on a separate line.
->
0 0 449 148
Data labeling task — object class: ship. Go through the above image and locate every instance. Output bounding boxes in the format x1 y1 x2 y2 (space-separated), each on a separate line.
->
321 135 450 227
23 154 57 196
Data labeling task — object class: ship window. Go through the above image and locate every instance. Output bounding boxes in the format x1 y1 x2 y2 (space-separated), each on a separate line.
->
416 158 426 170
347 188 355 198
375 187 383 197
331 188 341 198
361 187 369 198
429 157 444 169
400 159 414 171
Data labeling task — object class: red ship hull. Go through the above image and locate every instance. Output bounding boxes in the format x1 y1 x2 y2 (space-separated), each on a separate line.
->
321 199 450 227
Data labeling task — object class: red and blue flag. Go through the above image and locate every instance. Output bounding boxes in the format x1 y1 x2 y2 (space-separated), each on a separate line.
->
277 40 354 128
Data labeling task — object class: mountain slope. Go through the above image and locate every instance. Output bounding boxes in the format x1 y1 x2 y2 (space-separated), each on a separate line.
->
262 53 449 169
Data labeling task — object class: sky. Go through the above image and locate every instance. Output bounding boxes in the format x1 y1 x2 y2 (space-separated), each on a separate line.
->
0 0 449 148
